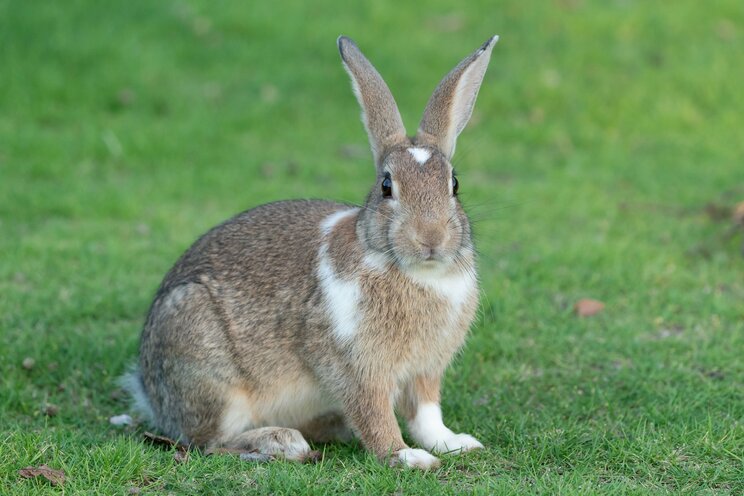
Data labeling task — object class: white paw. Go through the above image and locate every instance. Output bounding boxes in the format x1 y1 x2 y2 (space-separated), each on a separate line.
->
429 433 484 454
396 448 441 470
408 403 484 455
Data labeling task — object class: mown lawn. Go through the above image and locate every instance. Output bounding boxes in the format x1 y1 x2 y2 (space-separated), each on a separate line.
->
1 0 743 494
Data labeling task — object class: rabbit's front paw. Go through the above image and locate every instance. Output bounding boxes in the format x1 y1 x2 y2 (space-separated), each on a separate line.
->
429 433 483 454
394 448 441 470
408 403 484 455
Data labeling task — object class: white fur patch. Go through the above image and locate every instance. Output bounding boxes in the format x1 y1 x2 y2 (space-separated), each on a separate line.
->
318 209 362 344
408 403 452 449
408 147 431 164
109 414 133 426
408 403 483 454
318 247 361 344
220 391 254 439
119 370 155 426
221 382 340 440
255 378 338 428
403 262 477 311
321 208 359 236
397 448 440 469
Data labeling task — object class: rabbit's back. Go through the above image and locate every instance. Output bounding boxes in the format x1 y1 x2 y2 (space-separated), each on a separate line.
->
157 199 345 296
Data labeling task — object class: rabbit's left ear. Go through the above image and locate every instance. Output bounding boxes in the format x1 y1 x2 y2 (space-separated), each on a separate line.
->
416 36 499 160
338 36 408 168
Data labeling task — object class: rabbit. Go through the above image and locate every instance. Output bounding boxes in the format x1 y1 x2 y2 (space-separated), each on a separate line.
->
122 34 499 470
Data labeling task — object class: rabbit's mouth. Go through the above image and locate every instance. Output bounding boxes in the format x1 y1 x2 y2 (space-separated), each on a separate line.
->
399 253 474 285
419 258 446 269
394 241 476 276
400 251 456 271
422 244 445 261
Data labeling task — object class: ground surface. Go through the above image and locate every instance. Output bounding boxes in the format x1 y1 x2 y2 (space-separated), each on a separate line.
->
1 0 743 494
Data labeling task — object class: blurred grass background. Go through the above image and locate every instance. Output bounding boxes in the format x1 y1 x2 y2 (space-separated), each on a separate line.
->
1 0 743 494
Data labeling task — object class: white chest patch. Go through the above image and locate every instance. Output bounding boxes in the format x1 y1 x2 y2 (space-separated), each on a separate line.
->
408 147 431 164
318 209 362 344
403 264 477 312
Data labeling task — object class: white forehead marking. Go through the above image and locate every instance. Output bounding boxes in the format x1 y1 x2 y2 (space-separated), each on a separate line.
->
408 147 431 164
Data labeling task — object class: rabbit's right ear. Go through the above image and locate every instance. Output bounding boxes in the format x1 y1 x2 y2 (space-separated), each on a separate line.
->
338 36 408 168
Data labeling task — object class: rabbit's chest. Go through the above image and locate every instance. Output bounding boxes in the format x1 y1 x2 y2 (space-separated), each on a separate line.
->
354 266 479 371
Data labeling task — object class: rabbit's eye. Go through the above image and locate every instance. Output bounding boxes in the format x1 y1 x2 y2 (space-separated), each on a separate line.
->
381 174 393 198
452 175 459 195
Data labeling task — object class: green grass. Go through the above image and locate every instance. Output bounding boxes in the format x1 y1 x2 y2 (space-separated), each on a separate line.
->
1 0 743 494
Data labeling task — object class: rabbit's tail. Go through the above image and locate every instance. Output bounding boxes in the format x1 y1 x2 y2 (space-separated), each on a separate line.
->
119 365 155 425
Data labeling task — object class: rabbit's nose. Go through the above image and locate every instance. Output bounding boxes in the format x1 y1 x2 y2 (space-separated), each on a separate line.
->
416 226 448 258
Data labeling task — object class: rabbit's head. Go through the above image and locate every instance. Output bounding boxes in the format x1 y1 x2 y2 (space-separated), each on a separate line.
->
338 36 498 270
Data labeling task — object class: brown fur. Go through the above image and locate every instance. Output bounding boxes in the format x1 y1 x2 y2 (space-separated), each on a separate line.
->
126 35 498 468
399 375 442 422
338 36 408 166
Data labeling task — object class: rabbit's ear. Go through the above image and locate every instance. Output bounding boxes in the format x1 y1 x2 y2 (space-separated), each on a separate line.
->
338 36 408 167
416 36 499 160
